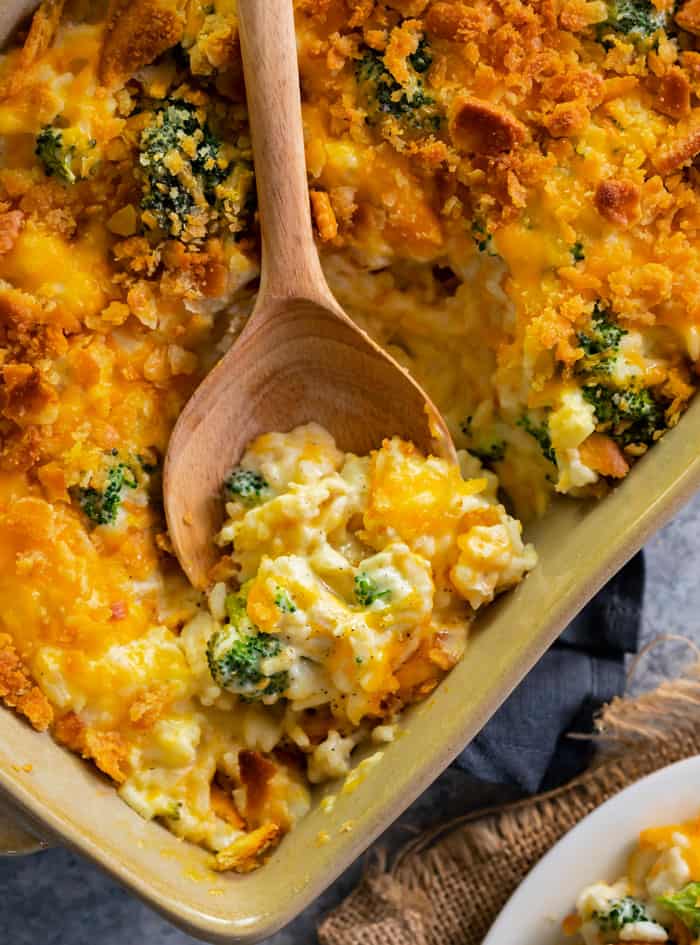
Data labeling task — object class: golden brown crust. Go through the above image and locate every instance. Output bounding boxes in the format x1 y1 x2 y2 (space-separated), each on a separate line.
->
676 0 700 35
54 712 129 783
99 0 185 87
544 100 590 138
310 190 339 241
594 179 641 227
653 116 700 174
347 0 376 28
210 783 244 829
539 68 604 108
384 0 429 15
1 363 58 427
449 96 526 156
213 823 281 873
424 2 484 40
16 181 79 241
383 18 421 85
558 0 607 31
0 210 24 256
160 239 228 299
579 434 630 479
0 633 53 731
128 685 172 729
653 67 691 120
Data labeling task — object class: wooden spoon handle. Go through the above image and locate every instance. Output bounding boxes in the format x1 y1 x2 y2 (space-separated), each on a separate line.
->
238 0 325 303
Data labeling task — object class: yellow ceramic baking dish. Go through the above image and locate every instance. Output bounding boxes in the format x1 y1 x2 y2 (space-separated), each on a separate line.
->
1 381 700 941
3 3 700 942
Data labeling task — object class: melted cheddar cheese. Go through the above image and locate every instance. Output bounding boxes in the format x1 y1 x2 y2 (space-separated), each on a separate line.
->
296 0 700 517
186 425 534 815
0 0 698 870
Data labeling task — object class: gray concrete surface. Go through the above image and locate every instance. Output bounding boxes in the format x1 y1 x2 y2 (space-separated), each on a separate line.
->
2 491 700 945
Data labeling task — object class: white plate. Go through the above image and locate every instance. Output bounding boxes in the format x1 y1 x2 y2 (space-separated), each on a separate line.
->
483 755 700 945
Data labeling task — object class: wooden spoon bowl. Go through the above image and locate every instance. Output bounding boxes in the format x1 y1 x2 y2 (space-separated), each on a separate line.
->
164 0 456 590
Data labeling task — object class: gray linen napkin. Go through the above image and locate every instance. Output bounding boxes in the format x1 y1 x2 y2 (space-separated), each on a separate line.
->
455 553 644 792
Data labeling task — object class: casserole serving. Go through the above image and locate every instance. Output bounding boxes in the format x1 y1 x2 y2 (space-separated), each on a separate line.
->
3 0 700 940
568 809 700 943
483 757 700 945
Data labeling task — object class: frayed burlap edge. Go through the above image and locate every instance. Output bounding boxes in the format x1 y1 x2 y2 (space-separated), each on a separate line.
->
318 660 700 945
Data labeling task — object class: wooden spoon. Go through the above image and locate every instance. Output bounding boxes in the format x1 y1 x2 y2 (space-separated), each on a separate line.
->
164 0 456 590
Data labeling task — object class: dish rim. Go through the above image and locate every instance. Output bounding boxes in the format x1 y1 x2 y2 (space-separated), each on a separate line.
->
2 3 700 940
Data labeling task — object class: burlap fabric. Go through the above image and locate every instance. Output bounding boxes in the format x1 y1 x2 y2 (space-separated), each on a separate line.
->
318 662 700 945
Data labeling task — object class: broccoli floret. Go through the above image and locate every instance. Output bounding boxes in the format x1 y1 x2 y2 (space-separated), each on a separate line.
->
599 0 666 38
354 572 391 607
139 100 252 241
577 305 627 376
471 219 499 256
571 241 585 262
207 627 287 699
658 882 700 934
274 588 297 614
224 589 247 622
582 383 666 446
208 588 288 701
578 305 627 357
517 414 557 464
408 37 432 73
594 897 649 931
356 40 441 131
35 126 76 184
76 460 138 525
223 467 270 507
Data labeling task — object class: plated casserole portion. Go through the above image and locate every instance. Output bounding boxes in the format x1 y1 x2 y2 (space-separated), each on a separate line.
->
0 0 698 869
566 813 700 943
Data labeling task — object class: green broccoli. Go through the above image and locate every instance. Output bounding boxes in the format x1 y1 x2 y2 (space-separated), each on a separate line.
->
577 304 627 376
274 588 297 614
223 467 270 507
598 0 667 39
354 572 391 607
140 101 220 234
140 100 252 241
593 897 650 931
35 126 77 184
356 40 441 131
471 219 499 256
75 458 138 526
208 588 288 701
408 36 433 73
578 305 627 357
582 383 666 447
571 241 585 262
658 882 700 934
517 414 557 464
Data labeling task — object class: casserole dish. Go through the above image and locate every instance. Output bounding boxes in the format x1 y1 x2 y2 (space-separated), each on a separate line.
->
3 1 700 941
2 397 700 940
483 756 700 945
